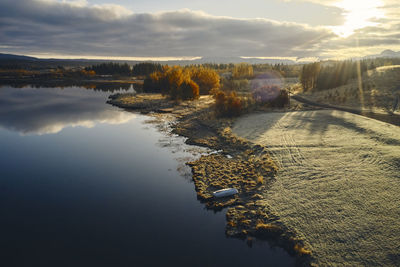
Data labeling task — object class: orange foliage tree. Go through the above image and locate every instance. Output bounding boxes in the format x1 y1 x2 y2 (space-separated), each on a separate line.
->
190 67 220 95
143 65 200 100
214 90 243 117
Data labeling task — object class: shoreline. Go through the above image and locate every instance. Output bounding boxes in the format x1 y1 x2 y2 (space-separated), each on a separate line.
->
108 93 314 266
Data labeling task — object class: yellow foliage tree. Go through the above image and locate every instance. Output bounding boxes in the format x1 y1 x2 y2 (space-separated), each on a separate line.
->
190 67 220 95
143 65 200 100
232 63 254 79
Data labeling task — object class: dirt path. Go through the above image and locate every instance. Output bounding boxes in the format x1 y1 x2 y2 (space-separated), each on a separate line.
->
232 110 400 266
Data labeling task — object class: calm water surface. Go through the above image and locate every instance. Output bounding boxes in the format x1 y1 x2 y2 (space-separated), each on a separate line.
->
0 86 294 266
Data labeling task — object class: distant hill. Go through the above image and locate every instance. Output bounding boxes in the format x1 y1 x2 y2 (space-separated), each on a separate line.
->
194 56 298 65
363 49 400 59
0 53 309 66
0 53 38 61
379 49 400 57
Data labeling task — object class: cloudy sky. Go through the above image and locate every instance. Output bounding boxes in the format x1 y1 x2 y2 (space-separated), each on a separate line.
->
0 86 135 135
0 0 399 60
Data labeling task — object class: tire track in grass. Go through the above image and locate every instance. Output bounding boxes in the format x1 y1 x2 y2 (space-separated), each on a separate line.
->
233 110 400 266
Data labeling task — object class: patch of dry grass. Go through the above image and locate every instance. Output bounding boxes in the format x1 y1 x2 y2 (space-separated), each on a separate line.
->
294 244 312 256
256 176 264 184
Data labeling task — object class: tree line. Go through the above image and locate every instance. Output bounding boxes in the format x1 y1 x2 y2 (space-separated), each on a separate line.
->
300 60 369 91
83 61 304 79
299 57 400 91
143 66 220 100
85 62 163 76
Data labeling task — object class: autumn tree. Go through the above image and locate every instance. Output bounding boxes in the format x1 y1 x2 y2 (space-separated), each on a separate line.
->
190 67 220 95
143 65 199 100
214 90 243 117
232 63 254 79
180 79 199 100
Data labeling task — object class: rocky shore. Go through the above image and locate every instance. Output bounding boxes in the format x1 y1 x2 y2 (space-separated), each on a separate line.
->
108 93 314 266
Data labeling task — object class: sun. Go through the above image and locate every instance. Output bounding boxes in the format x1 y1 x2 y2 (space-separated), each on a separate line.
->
332 0 385 37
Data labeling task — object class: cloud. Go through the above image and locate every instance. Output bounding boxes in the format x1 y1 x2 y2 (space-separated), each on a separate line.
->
0 86 135 135
0 0 398 58
282 0 400 58
0 0 334 58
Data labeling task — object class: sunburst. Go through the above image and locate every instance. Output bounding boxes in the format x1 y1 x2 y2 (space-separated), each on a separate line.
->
332 0 385 37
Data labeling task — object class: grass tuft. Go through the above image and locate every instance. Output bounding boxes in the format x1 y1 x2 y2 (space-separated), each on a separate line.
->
227 221 236 227
255 223 281 231
256 176 264 184
294 244 312 256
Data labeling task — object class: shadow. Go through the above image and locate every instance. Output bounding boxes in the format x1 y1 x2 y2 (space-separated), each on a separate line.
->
293 95 400 126
237 108 400 148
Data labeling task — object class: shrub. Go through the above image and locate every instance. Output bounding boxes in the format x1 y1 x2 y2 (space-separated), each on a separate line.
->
215 90 227 114
214 90 243 117
252 86 289 108
80 69 95 77
255 223 283 237
226 92 242 116
220 78 249 92
294 244 312 256
143 71 168 93
252 85 281 102
179 79 200 100
272 89 289 107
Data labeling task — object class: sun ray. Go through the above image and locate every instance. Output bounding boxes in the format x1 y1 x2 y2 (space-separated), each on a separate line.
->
332 0 385 37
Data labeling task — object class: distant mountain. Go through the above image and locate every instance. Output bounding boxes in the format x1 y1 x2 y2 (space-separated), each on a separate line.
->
379 49 400 57
0 53 38 61
363 49 400 59
194 56 298 65
0 53 314 66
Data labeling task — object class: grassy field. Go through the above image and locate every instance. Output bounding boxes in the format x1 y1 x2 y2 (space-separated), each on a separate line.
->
233 110 400 266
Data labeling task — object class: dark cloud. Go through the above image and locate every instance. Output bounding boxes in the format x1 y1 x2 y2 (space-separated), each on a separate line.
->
1 0 399 58
0 0 334 57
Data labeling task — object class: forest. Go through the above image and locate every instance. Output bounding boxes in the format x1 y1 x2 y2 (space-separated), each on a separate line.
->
299 57 400 92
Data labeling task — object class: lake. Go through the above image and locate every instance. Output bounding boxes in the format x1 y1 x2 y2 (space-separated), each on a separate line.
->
0 86 294 266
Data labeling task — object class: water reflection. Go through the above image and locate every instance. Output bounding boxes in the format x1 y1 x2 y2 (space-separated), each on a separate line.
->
0 86 295 266
0 86 135 135
0 81 141 92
